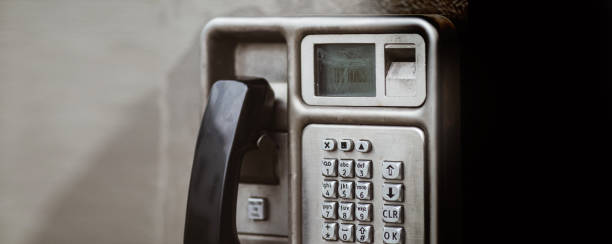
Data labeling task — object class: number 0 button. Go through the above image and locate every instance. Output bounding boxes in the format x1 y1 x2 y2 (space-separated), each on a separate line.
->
339 223 355 242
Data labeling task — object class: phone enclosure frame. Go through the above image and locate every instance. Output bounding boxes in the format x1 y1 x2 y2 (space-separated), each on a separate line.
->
199 16 460 244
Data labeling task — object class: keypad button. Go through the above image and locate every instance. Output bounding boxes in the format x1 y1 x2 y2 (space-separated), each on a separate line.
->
339 223 355 242
338 202 354 221
338 159 354 178
339 139 354 151
382 183 403 202
356 224 373 243
321 158 338 177
322 139 337 151
355 203 373 222
321 201 337 219
382 161 403 180
356 140 371 153
322 180 338 198
322 222 338 241
382 205 403 224
338 181 354 199
382 226 404 244
355 160 372 179
355 181 372 200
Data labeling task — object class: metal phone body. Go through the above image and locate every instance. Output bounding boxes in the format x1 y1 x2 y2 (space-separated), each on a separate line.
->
199 16 459 244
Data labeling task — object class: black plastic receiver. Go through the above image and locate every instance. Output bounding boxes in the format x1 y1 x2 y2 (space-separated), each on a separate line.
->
184 78 274 244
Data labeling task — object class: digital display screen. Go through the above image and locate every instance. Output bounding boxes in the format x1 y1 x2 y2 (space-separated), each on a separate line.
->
315 44 376 97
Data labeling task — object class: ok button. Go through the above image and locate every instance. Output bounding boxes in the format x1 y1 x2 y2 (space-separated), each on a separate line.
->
383 226 404 244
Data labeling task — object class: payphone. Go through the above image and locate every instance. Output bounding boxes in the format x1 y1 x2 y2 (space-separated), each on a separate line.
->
184 16 460 244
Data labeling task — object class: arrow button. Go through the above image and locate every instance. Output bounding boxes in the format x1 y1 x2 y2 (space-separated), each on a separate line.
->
382 161 403 180
382 183 403 202
356 139 371 153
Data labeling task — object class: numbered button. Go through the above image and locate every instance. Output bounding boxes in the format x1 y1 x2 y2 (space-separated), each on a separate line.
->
356 140 371 153
355 203 372 222
382 205 403 224
338 181 354 199
356 224 373 243
339 139 354 151
339 223 355 242
338 159 354 178
322 139 336 151
321 201 337 219
338 202 354 221
355 160 372 179
355 181 372 200
382 183 403 202
382 161 403 180
382 226 404 244
322 180 337 198
322 222 338 241
321 158 338 177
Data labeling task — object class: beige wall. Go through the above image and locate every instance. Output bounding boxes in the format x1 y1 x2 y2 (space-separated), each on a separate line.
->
0 1 465 243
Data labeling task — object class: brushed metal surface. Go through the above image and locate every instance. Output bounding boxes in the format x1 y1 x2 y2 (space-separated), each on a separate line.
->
237 234 289 244
302 124 425 244
236 133 289 236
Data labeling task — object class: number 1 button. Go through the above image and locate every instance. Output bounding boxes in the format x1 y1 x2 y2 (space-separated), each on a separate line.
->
321 158 337 177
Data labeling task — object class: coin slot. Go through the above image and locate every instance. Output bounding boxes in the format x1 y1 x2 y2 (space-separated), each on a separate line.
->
385 44 418 97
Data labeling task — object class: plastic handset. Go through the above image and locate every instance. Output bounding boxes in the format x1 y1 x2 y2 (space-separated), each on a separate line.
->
184 78 274 244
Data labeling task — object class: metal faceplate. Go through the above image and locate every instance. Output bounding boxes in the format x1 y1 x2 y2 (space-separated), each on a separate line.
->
200 16 460 244
302 124 425 244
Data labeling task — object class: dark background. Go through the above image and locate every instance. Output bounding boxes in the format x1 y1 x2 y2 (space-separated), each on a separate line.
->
462 1 610 243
